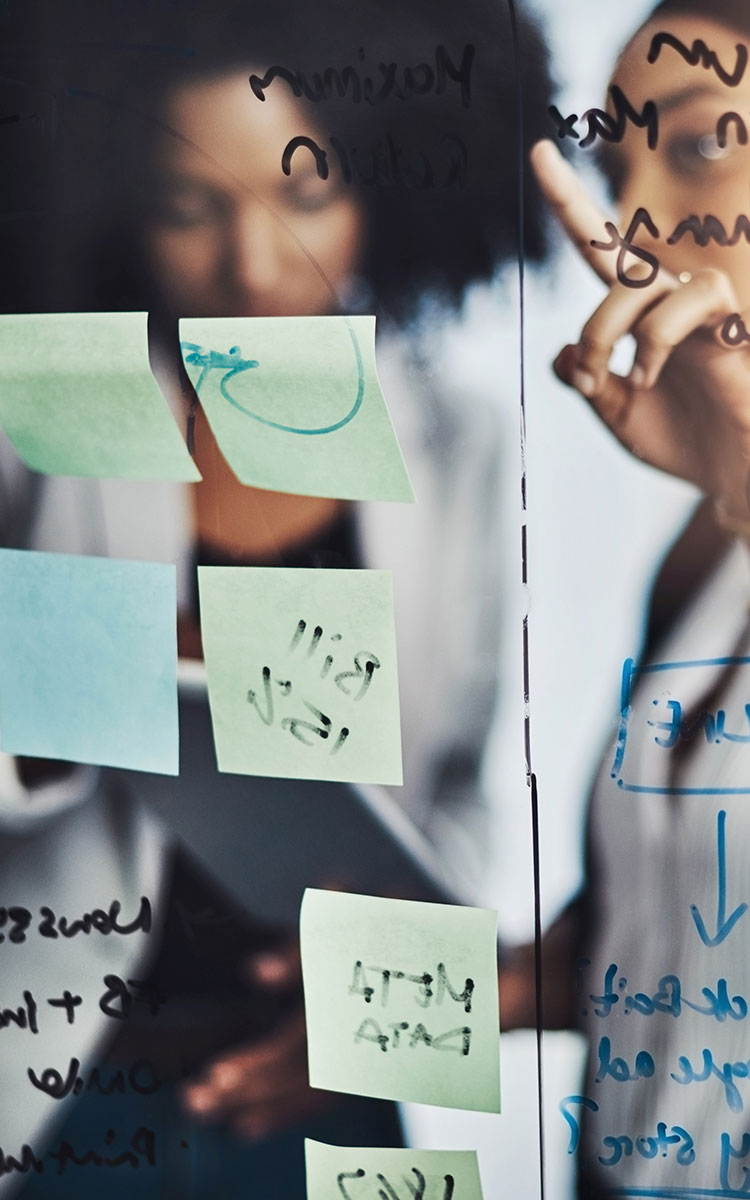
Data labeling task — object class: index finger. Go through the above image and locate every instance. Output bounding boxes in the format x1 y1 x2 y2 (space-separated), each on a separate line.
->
530 139 621 285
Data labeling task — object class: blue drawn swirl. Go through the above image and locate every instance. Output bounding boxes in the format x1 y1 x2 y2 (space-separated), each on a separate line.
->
183 318 364 436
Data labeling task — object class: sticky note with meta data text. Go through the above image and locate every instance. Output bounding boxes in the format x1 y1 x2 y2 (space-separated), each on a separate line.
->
179 315 413 501
304 1140 485 1200
0 312 200 480
0 549 178 774
198 567 402 785
300 889 501 1112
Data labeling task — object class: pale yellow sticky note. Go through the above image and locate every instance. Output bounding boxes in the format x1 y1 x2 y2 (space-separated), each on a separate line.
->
301 889 500 1112
305 1140 485 1199
180 315 413 501
0 312 199 480
198 568 403 785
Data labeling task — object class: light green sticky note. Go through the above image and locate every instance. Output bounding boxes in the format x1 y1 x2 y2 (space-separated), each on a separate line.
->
0 312 200 480
198 568 403 784
305 1140 485 1200
179 315 413 501
301 889 501 1112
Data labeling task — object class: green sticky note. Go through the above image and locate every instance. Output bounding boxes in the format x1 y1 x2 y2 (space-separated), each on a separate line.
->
179 315 413 501
0 312 200 480
305 1140 485 1200
301 889 501 1112
198 568 402 785
0 549 179 774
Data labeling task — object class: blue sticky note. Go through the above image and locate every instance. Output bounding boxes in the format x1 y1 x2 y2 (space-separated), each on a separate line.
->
0 550 178 774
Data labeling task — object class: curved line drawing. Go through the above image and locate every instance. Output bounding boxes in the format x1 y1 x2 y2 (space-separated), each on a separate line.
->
181 343 259 391
183 318 364 436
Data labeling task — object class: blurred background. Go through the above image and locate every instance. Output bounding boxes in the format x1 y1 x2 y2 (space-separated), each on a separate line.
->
0 1 699 1195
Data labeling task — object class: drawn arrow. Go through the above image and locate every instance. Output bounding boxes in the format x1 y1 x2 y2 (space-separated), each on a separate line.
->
690 809 748 947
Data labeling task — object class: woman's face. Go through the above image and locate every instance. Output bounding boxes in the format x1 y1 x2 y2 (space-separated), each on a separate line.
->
144 72 366 318
611 14 750 306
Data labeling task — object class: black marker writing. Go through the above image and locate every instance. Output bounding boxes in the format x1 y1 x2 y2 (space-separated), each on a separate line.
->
0 897 151 944
721 312 750 345
648 29 749 87
281 135 329 179
0 907 32 944
0 1144 42 1179
250 45 475 108
283 132 468 191
590 207 661 289
590 206 750 287
354 1018 471 1055
28 1057 162 1101
350 961 433 1007
336 1168 455 1200
349 960 475 1057
379 1168 424 1200
98 976 166 1020
717 110 750 148
47 991 82 1025
0 977 165 1038
349 961 474 1011
0 1128 156 1179
246 619 380 754
47 1126 156 1176
667 212 750 248
0 991 38 1035
548 85 658 150
338 1169 366 1198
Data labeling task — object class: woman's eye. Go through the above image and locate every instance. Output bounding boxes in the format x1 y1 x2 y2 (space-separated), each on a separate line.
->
285 180 343 214
154 188 218 228
665 132 733 176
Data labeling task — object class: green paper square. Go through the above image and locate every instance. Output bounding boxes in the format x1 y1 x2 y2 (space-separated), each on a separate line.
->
0 312 199 480
305 1140 485 1199
301 889 501 1112
198 568 403 784
180 315 413 501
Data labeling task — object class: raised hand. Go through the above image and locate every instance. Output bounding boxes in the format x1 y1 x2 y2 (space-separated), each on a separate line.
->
530 139 750 528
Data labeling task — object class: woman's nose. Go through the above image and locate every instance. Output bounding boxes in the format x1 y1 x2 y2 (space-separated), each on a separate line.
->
225 202 290 302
